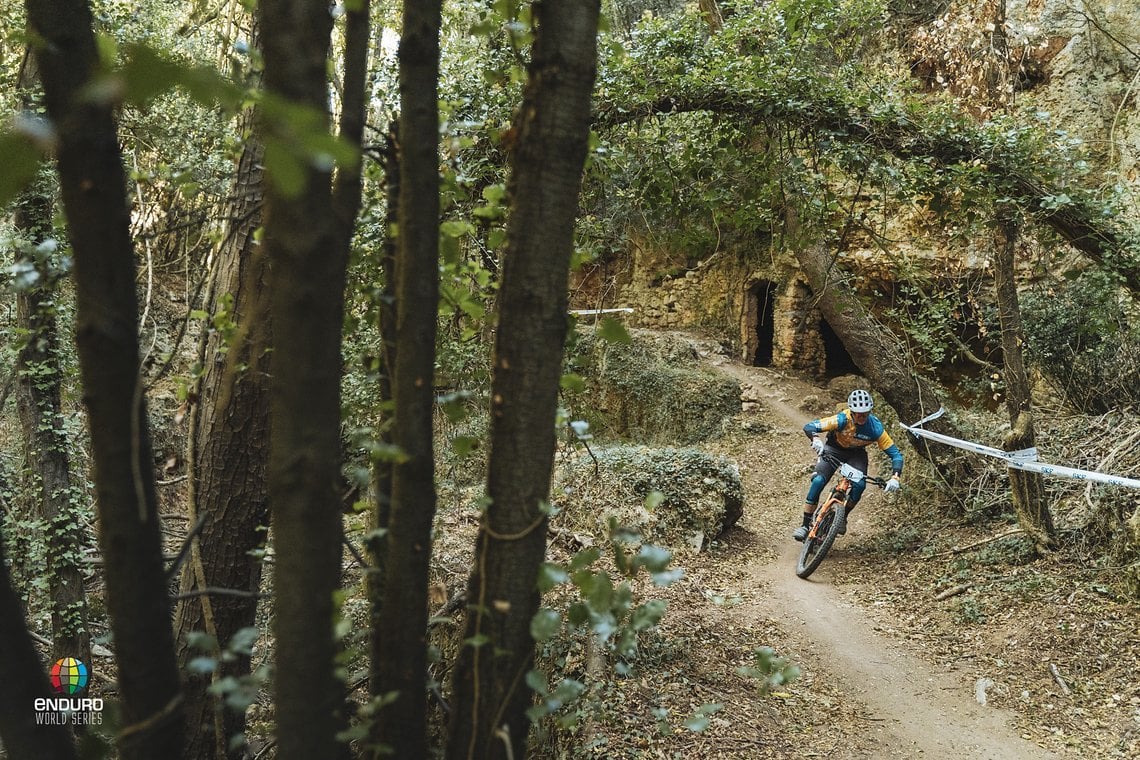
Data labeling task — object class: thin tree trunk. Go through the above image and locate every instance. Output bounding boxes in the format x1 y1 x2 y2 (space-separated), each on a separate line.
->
376 0 441 754
698 0 724 33
0 517 78 760
447 3 602 758
14 189 91 668
258 0 348 757
993 218 1055 550
173 53 271 758
13 49 90 668
25 1 184 756
368 122 399 737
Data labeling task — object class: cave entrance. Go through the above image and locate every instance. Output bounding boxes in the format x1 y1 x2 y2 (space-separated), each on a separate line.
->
745 280 777 366
820 318 859 377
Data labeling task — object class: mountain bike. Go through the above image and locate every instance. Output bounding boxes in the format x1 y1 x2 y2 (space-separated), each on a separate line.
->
796 452 887 579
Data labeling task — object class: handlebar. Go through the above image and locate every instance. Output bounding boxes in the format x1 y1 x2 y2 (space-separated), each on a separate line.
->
816 450 888 488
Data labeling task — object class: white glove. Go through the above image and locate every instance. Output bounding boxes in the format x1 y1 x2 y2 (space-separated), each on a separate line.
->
810 438 825 455
884 476 901 493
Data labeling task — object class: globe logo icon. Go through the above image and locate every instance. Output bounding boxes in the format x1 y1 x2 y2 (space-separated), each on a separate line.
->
50 657 89 695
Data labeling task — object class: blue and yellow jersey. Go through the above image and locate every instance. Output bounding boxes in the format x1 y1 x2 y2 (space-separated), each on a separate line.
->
804 408 904 474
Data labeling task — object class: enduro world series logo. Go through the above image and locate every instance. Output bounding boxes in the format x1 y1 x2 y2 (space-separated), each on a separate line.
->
34 657 103 726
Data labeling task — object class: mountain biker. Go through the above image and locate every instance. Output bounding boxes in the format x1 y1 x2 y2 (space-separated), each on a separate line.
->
793 389 903 541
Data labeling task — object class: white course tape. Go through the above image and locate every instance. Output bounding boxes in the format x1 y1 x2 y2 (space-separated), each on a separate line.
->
903 408 1140 490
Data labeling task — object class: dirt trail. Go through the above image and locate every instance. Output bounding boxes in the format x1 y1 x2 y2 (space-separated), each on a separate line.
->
711 356 1060 759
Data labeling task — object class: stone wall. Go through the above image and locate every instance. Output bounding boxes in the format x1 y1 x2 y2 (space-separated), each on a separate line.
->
570 233 837 376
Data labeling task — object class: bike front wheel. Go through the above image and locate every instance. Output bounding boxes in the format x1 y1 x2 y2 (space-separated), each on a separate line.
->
796 502 845 579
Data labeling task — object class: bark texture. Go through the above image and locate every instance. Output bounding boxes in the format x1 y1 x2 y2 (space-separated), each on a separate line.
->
258 0 349 757
25 1 184 756
368 123 399 738
174 64 271 760
447 3 602 758
375 0 441 754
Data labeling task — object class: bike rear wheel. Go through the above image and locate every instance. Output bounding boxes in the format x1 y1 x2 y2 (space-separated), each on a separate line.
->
796 501 845 579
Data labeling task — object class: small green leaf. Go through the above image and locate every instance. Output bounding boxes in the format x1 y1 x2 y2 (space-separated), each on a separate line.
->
635 544 671 573
683 703 722 732
0 129 46 208
188 656 218 675
530 608 561 642
597 317 631 344
464 633 490 648
487 228 508 249
482 183 506 203
452 435 478 457
537 562 568 593
630 599 667 631
568 547 600 571
441 219 474 238
567 601 589 627
264 138 306 197
525 669 548 696
559 373 586 392
226 627 259 656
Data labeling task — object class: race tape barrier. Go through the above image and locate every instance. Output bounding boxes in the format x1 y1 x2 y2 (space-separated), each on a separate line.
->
902 408 1140 490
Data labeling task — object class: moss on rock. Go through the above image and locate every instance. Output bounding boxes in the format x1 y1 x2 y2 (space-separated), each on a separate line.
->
567 328 741 444
553 444 744 553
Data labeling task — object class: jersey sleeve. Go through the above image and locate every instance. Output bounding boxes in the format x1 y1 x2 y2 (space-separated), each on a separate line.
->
877 430 904 474
805 413 843 437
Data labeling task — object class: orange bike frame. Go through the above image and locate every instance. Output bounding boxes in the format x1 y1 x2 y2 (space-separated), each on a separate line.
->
806 477 852 541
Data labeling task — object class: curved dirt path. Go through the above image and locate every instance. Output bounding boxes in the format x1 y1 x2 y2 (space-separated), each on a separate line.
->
710 356 1060 759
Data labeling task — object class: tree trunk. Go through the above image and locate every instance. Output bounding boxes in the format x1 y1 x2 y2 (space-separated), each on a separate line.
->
173 42 271 758
14 190 91 667
368 122 399 741
0 516 78 760
375 0 441 754
25 1 184 756
258 0 348 757
13 50 90 668
993 219 1055 550
698 0 724 33
446 3 601 758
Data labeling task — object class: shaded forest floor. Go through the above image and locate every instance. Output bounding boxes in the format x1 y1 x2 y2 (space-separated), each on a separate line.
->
494 338 1140 758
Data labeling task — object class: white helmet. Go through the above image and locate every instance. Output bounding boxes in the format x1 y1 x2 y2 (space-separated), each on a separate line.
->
848 389 874 412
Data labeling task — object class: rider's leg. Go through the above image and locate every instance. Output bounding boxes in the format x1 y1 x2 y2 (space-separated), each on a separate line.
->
792 502 814 542
835 449 870 534
795 462 837 541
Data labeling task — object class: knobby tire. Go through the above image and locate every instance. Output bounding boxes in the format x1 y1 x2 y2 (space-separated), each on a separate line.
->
796 502 845 579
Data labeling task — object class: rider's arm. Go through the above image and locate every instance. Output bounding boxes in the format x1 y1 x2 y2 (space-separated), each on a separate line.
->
804 413 843 441
876 431 904 475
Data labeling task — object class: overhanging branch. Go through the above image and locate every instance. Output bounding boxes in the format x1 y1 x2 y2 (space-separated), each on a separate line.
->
594 89 1140 291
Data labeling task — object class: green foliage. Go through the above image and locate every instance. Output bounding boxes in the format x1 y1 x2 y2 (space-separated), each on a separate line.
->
528 516 681 729
104 41 244 111
1021 272 1140 412
584 0 1136 285
0 125 49 208
951 595 986 625
185 626 269 720
566 329 741 445
736 646 801 694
